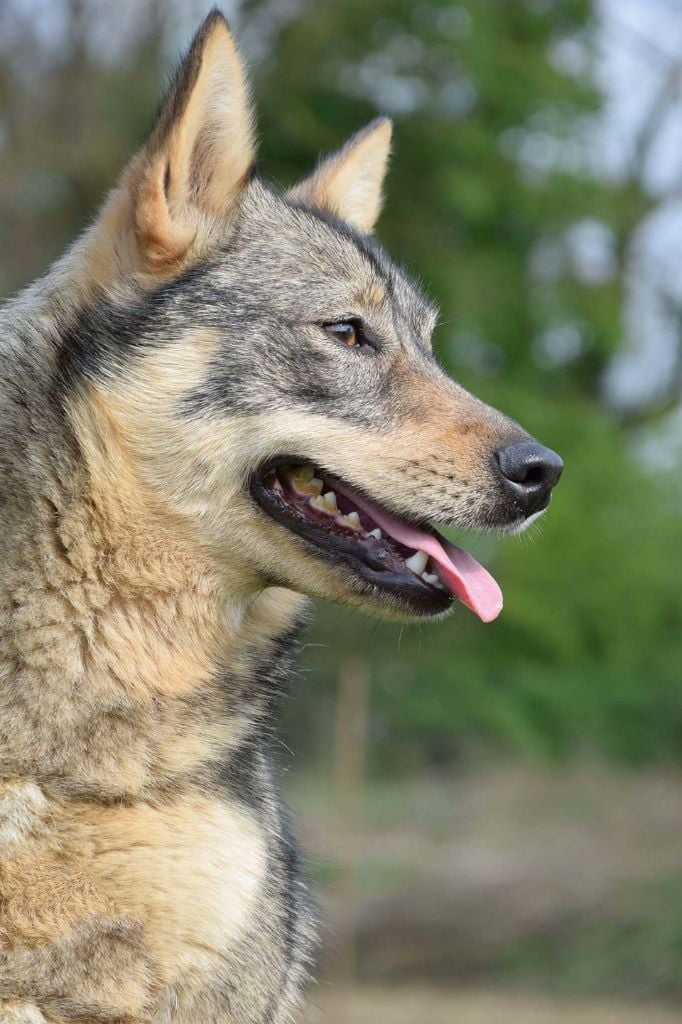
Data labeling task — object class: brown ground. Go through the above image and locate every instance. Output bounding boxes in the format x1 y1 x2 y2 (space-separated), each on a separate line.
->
305 986 680 1024
290 763 682 1018
292 763 682 978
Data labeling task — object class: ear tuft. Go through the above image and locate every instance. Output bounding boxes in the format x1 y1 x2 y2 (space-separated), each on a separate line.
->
129 8 256 273
289 118 393 234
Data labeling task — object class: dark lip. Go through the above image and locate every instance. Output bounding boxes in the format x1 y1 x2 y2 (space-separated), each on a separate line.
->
249 458 452 615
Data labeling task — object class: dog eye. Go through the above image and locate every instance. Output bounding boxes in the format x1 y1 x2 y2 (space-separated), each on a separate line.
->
323 320 364 348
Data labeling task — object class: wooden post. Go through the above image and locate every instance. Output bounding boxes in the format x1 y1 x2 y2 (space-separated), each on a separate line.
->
327 656 370 1023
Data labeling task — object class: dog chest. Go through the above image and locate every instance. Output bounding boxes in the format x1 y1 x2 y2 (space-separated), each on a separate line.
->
78 793 268 985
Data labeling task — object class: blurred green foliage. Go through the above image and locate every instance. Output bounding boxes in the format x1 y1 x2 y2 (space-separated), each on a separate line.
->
497 871 682 999
1 0 680 769
258 0 682 770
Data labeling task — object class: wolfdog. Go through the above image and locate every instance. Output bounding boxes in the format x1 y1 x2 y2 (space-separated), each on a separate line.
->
0 8 562 1022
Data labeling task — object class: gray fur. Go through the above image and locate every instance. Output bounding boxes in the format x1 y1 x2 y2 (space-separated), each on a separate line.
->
0 11 543 1024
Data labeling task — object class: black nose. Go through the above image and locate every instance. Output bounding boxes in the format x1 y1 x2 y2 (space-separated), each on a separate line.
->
495 441 563 516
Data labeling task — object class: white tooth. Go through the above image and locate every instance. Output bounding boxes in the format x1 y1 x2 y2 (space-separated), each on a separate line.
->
405 550 428 575
303 476 324 495
422 572 440 585
310 495 328 512
322 490 338 512
344 511 361 530
368 528 382 540
291 468 323 495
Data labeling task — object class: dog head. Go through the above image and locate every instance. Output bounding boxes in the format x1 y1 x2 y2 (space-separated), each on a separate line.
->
64 10 562 624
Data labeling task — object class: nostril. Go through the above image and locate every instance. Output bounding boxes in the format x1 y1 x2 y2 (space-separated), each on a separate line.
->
520 464 548 487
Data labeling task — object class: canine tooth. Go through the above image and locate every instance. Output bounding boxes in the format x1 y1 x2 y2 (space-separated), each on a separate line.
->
310 495 328 513
368 528 382 540
405 550 428 575
344 511 361 530
322 491 338 512
422 572 440 585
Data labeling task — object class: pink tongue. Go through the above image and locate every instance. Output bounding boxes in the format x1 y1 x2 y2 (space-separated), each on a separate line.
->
340 488 503 623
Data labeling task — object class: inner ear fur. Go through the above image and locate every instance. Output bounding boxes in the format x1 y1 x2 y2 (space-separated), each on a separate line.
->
125 9 255 274
289 118 392 234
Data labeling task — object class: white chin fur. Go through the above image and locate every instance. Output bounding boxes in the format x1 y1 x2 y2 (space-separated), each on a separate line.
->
508 508 547 535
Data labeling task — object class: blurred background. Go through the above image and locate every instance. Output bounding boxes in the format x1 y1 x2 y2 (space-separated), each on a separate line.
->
2 0 682 1020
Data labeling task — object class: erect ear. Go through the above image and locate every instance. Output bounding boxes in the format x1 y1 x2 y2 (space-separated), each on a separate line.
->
289 118 392 234
127 9 255 272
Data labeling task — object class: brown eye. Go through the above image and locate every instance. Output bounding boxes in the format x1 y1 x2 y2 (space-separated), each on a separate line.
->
324 320 361 347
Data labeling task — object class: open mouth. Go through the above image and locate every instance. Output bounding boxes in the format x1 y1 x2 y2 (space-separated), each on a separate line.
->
250 461 503 622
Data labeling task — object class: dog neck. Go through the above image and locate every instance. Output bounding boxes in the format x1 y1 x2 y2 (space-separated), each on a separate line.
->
0 391 306 801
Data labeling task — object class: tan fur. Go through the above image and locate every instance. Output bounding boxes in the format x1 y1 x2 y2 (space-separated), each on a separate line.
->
0 350 306 1014
289 118 392 232
0 470 304 1020
72 796 267 987
27 16 255 315
0 287 501 1019
0 9 545 1021
0 853 113 950
0 1002 48 1023
133 15 255 272
355 279 388 311
98 340 506 621
0 784 49 856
